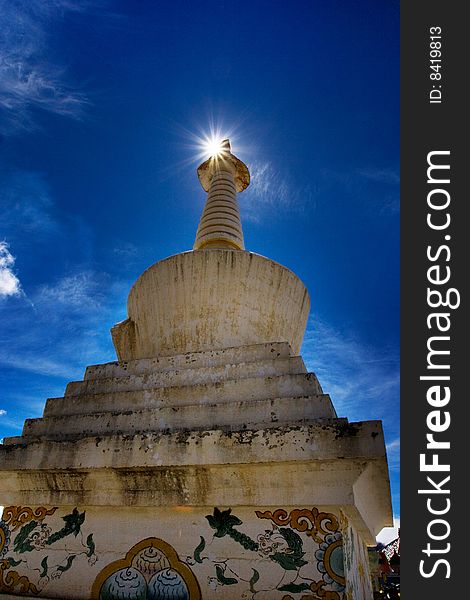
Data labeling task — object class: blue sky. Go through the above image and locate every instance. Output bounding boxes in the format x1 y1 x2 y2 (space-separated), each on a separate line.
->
0 0 399 539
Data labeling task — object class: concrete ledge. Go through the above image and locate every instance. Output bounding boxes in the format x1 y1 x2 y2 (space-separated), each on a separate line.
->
84 342 293 379
66 356 306 397
0 457 392 538
0 422 392 541
0 459 363 507
1 421 385 470
43 373 324 418
21 394 336 440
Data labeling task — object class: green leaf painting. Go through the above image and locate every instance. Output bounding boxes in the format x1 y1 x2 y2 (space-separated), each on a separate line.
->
215 565 238 585
249 568 260 593
190 506 345 598
206 508 242 537
86 533 95 558
206 508 259 551
278 582 312 593
193 536 205 563
39 556 49 578
13 521 37 554
47 508 85 545
56 554 77 573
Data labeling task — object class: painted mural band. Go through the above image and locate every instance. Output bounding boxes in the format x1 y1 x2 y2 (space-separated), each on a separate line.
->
0 505 372 599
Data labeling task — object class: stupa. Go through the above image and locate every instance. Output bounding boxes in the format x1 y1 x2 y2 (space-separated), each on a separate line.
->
0 140 392 600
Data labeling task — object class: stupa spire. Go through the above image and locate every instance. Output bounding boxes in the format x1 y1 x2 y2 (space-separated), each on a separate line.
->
194 138 250 250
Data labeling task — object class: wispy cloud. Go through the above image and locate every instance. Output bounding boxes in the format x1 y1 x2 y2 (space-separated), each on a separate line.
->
36 271 107 311
0 241 22 298
358 167 399 215
0 181 131 440
358 167 400 186
0 352 83 380
0 166 132 384
113 242 139 260
239 160 399 222
0 169 130 439
0 267 129 382
302 316 400 523
302 316 399 425
0 0 92 134
249 161 291 206
0 169 98 276
241 160 315 223
313 165 400 216
386 438 400 452
385 437 400 475
0 171 58 236
0 389 54 438
0 416 23 434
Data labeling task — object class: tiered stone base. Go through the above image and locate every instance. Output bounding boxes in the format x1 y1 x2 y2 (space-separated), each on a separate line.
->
6 343 334 443
0 343 392 599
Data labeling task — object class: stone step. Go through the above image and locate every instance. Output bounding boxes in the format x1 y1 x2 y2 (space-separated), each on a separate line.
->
66 356 305 397
84 342 292 380
21 395 336 440
2 436 24 445
44 373 323 418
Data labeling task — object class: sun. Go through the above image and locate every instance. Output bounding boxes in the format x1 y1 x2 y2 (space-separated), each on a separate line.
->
176 119 246 166
201 135 226 158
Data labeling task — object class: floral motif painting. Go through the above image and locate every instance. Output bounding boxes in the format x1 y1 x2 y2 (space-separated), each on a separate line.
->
186 507 346 600
1 505 369 599
0 505 96 596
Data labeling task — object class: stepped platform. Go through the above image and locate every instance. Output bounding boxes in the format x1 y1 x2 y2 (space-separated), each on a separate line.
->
1 342 390 545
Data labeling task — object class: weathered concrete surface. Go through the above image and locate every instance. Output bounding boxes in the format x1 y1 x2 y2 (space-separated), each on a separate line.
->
1 343 333 442
1 421 385 470
41 374 326 419
65 356 307 397
0 341 392 547
84 341 293 380
111 250 310 360
20 396 335 439
0 420 392 542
